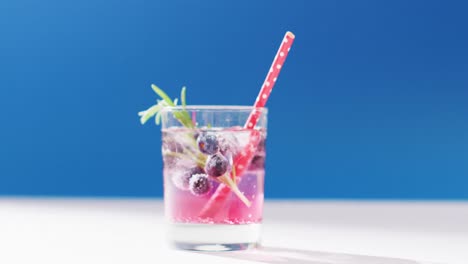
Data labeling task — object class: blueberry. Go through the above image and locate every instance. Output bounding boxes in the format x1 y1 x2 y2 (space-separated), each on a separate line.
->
189 173 211 196
197 133 219 155
171 166 205 190
205 153 229 177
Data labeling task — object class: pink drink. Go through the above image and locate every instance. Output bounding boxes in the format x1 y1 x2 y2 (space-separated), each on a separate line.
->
160 106 268 250
163 127 266 223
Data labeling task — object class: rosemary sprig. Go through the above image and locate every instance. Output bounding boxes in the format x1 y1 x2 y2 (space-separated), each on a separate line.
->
139 84 193 128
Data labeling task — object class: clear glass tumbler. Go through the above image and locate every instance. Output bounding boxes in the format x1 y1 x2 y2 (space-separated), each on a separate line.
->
160 106 268 251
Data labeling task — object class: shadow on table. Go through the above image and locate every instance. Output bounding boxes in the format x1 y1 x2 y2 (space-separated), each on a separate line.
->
200 246 424 264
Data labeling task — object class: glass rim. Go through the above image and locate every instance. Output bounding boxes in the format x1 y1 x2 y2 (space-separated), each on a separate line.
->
160 105 268 112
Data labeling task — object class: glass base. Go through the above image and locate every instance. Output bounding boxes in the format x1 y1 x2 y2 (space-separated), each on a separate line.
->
172 242 258 251
167 223 261 251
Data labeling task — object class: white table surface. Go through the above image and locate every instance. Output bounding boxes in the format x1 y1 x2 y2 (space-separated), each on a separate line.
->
0 199 466 264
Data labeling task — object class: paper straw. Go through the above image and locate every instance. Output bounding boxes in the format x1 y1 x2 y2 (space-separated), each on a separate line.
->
199 32 296 218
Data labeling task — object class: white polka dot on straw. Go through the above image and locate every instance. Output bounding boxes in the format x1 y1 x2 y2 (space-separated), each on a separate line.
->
276 64 281 69
280 52 284 57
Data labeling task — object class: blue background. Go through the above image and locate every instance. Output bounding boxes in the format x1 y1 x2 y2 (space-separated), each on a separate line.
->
0 0 467 199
